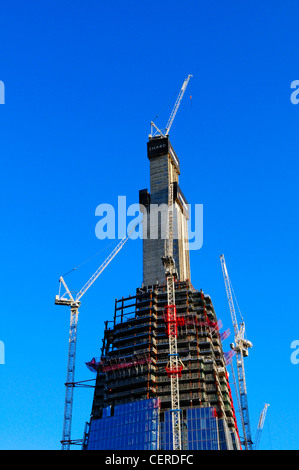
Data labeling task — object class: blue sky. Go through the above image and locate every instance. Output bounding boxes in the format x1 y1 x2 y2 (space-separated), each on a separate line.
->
0 0 299 450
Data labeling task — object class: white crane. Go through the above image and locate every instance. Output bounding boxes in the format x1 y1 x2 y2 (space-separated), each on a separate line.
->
148 75 192 449
149 74 193 139
155 76 192 450
162 179 185 451
55 231 135 450
254 403 270 450
220 254 253 450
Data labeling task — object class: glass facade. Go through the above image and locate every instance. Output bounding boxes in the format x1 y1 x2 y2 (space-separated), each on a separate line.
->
217 418 234 450
85 399 236 450
161 407 219 450
86 398 160 450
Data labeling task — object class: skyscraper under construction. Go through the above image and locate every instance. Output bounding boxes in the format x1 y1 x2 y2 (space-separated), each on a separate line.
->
83 134 242 451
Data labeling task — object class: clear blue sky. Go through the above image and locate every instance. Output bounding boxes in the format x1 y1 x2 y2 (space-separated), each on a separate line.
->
0 0 298 450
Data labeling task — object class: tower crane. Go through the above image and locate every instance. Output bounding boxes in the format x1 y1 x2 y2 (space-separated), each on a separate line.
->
152 75 192 450
149 74 193 139
55 231 135 450
162 179 185 451
254 403 270 450
220 254 253 450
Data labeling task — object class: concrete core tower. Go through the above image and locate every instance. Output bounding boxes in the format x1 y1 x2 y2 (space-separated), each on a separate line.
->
140 136 190 286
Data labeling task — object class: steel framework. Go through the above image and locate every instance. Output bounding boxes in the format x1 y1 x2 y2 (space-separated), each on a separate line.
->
162 177 185 450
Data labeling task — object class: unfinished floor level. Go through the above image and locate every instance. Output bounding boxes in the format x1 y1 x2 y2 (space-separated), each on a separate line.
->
85 280 241 450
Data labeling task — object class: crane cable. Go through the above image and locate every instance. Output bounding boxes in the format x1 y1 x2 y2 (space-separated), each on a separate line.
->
61 221 141 279
61 238 120 278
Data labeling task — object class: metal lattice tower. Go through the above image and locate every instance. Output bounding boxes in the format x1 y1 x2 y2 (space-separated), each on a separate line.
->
254 404 270 450
56 231 135 450
61 302 80 449
162 177 183 450
220 254 253 450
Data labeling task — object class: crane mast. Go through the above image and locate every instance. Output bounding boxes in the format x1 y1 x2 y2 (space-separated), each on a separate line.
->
220 254 253 450
162 175 184 451
61 301 80 449
153 75 192 450
55 231 133 450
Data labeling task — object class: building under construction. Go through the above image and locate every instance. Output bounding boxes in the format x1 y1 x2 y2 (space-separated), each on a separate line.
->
82 131 242 450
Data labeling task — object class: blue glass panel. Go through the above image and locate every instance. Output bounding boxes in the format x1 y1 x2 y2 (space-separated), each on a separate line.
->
87 403 234 451
86 398 160 450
